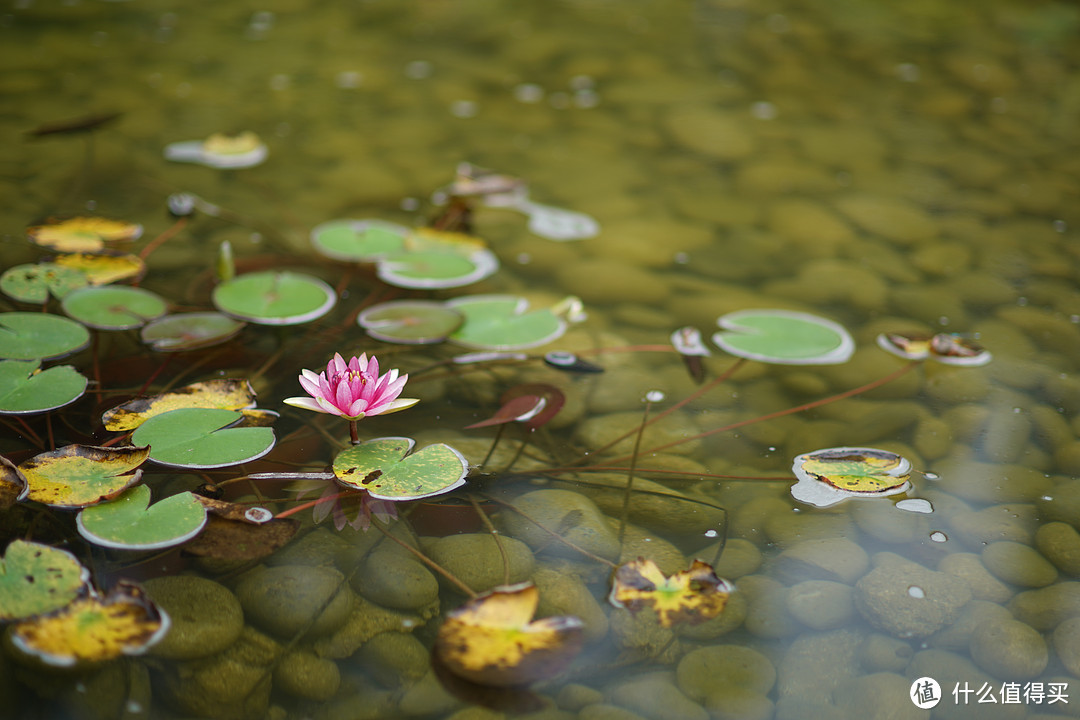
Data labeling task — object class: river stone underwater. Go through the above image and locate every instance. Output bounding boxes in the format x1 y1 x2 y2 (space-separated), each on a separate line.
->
2 0 1080 719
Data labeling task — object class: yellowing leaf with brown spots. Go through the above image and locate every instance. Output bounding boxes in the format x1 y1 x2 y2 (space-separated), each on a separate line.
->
53 252 145 286
20 444 148 509
9 581 169 667
27 217 143 253
435 582 584 687
608 558 734 628
102 379 257 432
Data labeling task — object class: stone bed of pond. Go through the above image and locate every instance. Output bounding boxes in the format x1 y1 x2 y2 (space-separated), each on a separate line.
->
2 1 1080 720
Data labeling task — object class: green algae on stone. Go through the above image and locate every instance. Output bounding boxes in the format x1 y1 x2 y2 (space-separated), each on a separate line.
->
497 488 622 561
981 540 1058 588
425 533 535 592
143 575 244 660
969 619 1048 679
235 565 353 639
854 555 971 638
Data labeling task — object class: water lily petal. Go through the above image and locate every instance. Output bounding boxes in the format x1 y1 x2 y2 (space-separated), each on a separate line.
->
375 397 420 415
283 396 331 414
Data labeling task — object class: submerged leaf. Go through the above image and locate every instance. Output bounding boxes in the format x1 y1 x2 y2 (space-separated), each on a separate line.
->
608 558 734 628
10 581 169 666
102 378 257 432
435 582 584 687
0 540 91 622
27 217 143 253
140 312 246 352
181 515 299 561
20 444 149 509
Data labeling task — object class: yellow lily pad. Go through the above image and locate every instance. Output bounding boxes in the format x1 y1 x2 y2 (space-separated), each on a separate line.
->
27 217 143 253
9 581 169 667
101 378 257 432
53 252 146 285
435 582 584 687
20 444 149 509
608 558 735 628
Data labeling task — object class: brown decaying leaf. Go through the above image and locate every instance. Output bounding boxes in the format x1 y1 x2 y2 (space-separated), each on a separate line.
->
0 456 29 508
181 515 299 561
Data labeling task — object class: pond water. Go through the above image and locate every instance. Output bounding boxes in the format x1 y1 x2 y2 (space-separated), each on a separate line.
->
2 0 1080 719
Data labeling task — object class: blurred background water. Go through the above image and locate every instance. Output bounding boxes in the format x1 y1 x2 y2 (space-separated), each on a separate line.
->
2 1 1080 719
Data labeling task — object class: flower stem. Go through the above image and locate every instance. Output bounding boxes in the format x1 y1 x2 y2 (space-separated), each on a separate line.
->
348 419 359 444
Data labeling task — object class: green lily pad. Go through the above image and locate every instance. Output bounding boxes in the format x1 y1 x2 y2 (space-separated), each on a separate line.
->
20 444 149 509
76 484 207 550
712 309 855 365
447 295 567 351
131 407 276 469
1 263 88 303
311 220 409 262
0 312 91 360
140 312 245 352
212 271 336 326
61 285 168 330
378 249 499 290
0 539 91 622
357 300 464 344
0 359 88 415
332 436 468 501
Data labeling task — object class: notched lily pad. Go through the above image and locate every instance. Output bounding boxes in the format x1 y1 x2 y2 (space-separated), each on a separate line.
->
212 271 336 326
448 295 567 351
357 300 464 344
435 582 584 687
310 219 409 262
27 217 143 253
0 359 88 415
0 539 91 622
20 444 149 509
608 558 734 628
76 484 207 550
1 263 88 303
53 252 146 286
102 378 257 432
140 312 245 351
712 309 854 365
62 285 168 330
0 311 91 361
10 581 169 666
131 407 276 469
790 446 912 508
332 436 468 501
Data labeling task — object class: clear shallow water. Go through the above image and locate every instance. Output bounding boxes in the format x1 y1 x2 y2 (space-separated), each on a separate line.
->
2 1 1080 719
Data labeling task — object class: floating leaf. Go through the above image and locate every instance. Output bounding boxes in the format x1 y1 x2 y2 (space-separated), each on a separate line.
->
0 311 90 360
712 309 854 365
608 558 734 628
0 457 29 508
53 252 145 286
790 446 912 508
332 436 468 501
0 359 87 415
10 581 169 666
181 515 299 561
61 285 168 330
310 219 409 262
0 540 90 622
435 582 584 687
27 217 143 253
876 332 992 367
357 300 464 344
164 132 268 169
140 312 245 351
1 263 88 303
212 271 336 325
378 249 499 290
76 484 207 550
468 383 565 431
448 295 566 351
20 444 148 509
102 379 257 432
131 408 276 469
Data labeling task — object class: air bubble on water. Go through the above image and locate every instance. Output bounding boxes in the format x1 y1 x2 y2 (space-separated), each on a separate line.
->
645 390 665 403
908 585 925 599
895 499 933 514
923 472 939 481
929 531 948 543
704 530 718 538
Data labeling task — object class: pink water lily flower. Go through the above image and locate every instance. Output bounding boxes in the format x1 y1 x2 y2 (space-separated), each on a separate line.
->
284 353 418 421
